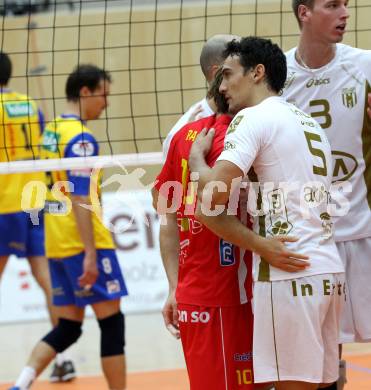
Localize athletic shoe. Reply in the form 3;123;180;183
8;387;20;390
49;360;76;382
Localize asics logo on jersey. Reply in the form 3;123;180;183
306;78;330;88
224;140;236;151
4;102;35;117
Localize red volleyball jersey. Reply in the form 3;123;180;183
156;114;252;307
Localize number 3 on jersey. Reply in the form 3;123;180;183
309;99;332;129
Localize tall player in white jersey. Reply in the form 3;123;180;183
282;1;371;389
190;36;345;390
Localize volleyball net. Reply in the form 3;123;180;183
0;0;370;175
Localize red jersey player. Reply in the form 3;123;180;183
153;72;254;389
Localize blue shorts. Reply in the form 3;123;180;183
49;249;128;307
0;210;45;257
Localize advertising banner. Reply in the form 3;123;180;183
0;190;167;323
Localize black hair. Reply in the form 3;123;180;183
223;37;287;94
0;52;12;85
207;68;228;114
66;64;111;101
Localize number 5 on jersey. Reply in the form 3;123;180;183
304;130;328;177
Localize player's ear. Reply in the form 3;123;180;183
79;85;91;98
251;64;265;83
298;4;311;24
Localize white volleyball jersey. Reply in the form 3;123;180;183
283;44;371;242
217;96;344;282
162;97;214;159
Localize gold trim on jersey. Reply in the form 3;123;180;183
247;167;270;282
362;81;371;209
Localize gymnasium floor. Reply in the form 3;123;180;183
1;312;371;389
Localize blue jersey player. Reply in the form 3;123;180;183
9;64;128;390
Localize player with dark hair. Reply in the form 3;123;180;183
8;64;128;390
153;71;255;389
0;51;76;382
153;64;309;389
190;36;345;390
65;64;112;101
283;2;371;389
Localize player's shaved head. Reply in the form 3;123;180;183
200;34;240;83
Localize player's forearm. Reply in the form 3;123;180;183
160;215;179;290
71;194;97;257
195;206;262;254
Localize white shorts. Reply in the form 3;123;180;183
253;273;345;384
337;237;371;343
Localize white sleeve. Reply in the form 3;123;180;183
357;49;371;83
216;111;263;176
162;99;214;159
344;46;371;83
162;113;190;159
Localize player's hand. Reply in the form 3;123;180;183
162;289;180;339
192;127;215;157
187;104;203;123
367;93;371;119
258;236;310;273
78;251;98;288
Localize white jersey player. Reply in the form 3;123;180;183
284;4;371;371
284;44;371;244
220;96;344;281
219;95;345;386
189;36;345;390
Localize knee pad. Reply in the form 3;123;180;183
42;318;82;353
98;311;125;357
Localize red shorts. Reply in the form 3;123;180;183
178;302;254;390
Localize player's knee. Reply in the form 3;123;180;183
42;318;82;353
98;311;125;357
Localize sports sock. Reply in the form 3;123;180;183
337;359;347;390
55;351;69;366
14;366;36;389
